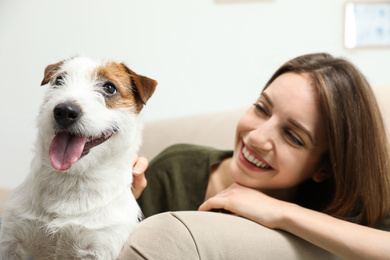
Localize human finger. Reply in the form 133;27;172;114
131;156;149;199
133;156;148;175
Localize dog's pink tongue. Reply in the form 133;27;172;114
49;132;87;171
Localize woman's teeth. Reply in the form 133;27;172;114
243;146;271;169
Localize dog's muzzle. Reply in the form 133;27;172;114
49;102;116;172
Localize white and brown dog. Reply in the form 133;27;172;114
0;57;157;259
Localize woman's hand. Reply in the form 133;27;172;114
131;155;149;199
198;183;290;229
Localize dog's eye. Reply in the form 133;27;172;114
103;82;117;95
55;75;65;86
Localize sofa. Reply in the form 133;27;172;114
1;84;390;259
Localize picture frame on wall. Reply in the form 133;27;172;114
344;1;390;49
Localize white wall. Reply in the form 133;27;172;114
1;0;389;188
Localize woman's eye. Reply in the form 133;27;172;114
54;75;65;86
103;82;117;95
254;103;268;115
286;131;304;147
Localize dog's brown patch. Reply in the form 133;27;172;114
94;62;139;111
94;62;157;113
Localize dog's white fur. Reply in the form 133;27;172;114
0;57;156;259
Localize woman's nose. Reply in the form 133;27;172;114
248;119;276;151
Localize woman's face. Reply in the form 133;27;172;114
230;72;328;200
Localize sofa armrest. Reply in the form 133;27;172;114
120;211;341;260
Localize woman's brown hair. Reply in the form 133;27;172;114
263;53;390;227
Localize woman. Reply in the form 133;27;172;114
132;53;390;259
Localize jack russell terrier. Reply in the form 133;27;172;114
0;57;157;259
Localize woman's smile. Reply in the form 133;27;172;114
239;143;273;171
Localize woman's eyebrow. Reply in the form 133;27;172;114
288;119;314;144
262;92;273;107
262;91;314;144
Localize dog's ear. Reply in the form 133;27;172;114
41;61;64;86
126;67;157;105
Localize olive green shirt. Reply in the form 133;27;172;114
138;144;232;218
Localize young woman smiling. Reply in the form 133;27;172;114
132;53;390;259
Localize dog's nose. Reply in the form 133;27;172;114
53;102;81;127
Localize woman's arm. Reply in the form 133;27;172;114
198;183;390;260
281;203;390;260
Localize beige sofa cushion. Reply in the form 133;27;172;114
140;108;246;160
373;84;390;132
